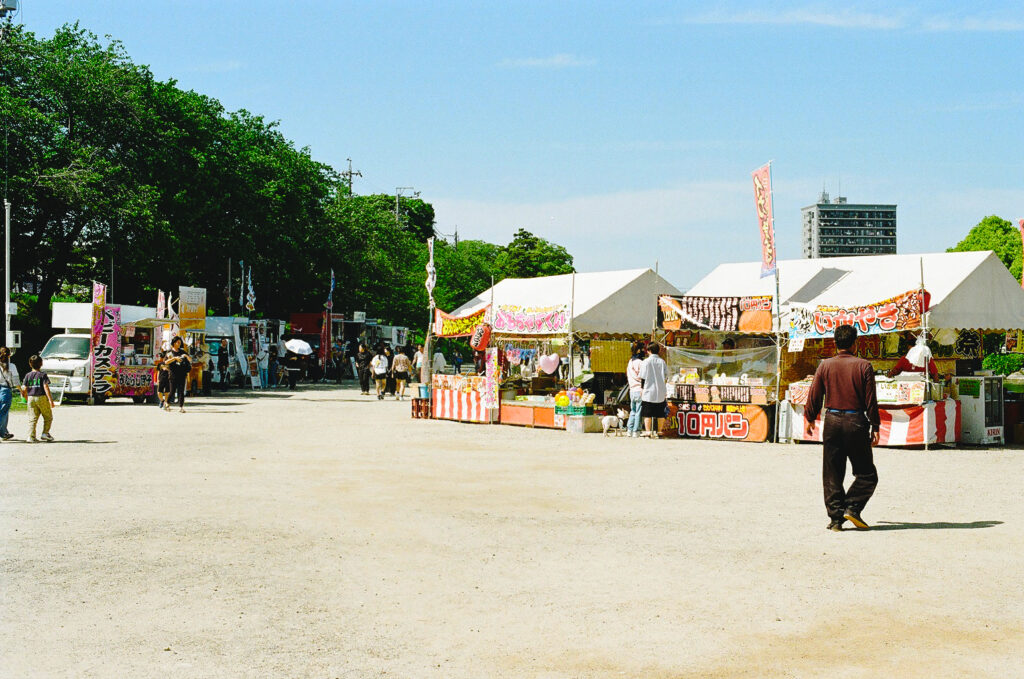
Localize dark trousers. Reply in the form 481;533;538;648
169;374;187;409
822;412;878;520
358;368;371;393
287;369;298;390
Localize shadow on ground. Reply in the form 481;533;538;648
870;520;1003;531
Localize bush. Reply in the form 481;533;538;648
981;353;1024;375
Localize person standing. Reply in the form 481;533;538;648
165;337;192;413
256;343;269;389
20;354;57;442
155;351;172;411
355;344;372;395
639;342;668;438
218;340;230;389
804;324;880;532
431;349;446;374
383;347;397;396
391;349;412;400
625;342;645;439
412;344;425;382
267;344;279;388
0;347;21;440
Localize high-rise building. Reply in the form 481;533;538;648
801;191;897;258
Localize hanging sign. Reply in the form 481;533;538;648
178;286;207;331
788;289;929;340
492;304;569;335
752;162;776;279
675;402;772;442
433;306;489;337
658;295;773;333
90;304;121;396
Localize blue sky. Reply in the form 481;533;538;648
20;1;1024;290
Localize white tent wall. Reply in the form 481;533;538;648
687;251;1024;331
451;268;682;335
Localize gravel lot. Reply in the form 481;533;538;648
1;384;1021;678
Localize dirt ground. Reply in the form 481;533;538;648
1;384;1021;678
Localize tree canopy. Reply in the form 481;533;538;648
0;24;575;349
948;215;1022;283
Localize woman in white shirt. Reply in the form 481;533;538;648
625;342;646;438
0;347;21;440
370;349;389;400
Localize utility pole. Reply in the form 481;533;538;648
395;186;415;227
340;158;362;197
1;2;17;345
454;225;458;249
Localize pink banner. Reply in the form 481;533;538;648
90;305;121;396
752;163;776;278
492;304;569;335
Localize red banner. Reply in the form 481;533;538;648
752;163;776;278
788;289;930;340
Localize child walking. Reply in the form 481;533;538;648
20;354;57;442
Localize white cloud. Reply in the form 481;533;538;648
497;53;596;69
665;6;1024;33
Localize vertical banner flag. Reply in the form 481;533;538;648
425;237;436;307
156;290;166;319
246;267;255;312
178;286;207;331
752;162;776;278
326;269;335;310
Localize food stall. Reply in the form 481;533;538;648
442;268;681;429
656;293;780;441
687;251;1024;447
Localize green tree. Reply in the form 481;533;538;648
494;228;575;279
948;215;1022;282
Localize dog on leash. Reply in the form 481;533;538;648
602;407;630;436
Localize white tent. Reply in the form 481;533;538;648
452;268;682;335
686;251;1024;331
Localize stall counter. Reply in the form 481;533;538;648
784;399;961;447
499;400;565;429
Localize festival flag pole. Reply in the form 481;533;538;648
921;256;930;452
422;237;437;390
1018;219;1024;289
752;160;783;442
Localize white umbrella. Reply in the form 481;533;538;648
285;339;313;355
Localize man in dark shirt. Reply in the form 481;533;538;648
805;324;880;531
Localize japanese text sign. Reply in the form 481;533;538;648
91;305;121;396
178;286;207;331
788;289;929;340
433;306;489;338
492;304;569;335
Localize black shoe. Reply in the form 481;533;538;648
827;519;845;532
843;508;870;530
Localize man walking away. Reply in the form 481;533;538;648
804;324;880;532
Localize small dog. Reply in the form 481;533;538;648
602;407;630;436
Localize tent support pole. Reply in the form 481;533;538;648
921;257;930;451
773;263;783;443
567;272;576;388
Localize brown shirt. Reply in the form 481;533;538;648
804;352;880;428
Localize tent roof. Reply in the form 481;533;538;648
686;251;1024;330
451;268;682;335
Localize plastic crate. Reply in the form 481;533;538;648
555;405;594;416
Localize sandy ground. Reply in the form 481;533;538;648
1;383;1022;678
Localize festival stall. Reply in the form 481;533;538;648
686;251;1024;447
655;293;780;441
441;268;681;429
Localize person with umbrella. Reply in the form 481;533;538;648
283;338;313;390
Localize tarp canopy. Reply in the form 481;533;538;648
452;268;682;335
686;251;1024;331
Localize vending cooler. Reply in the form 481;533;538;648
953;376;1004;445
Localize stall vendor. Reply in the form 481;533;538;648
714;337;743;377
886;334;938;379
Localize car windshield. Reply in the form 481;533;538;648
41;336;91;360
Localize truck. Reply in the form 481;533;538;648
42;302;157;403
